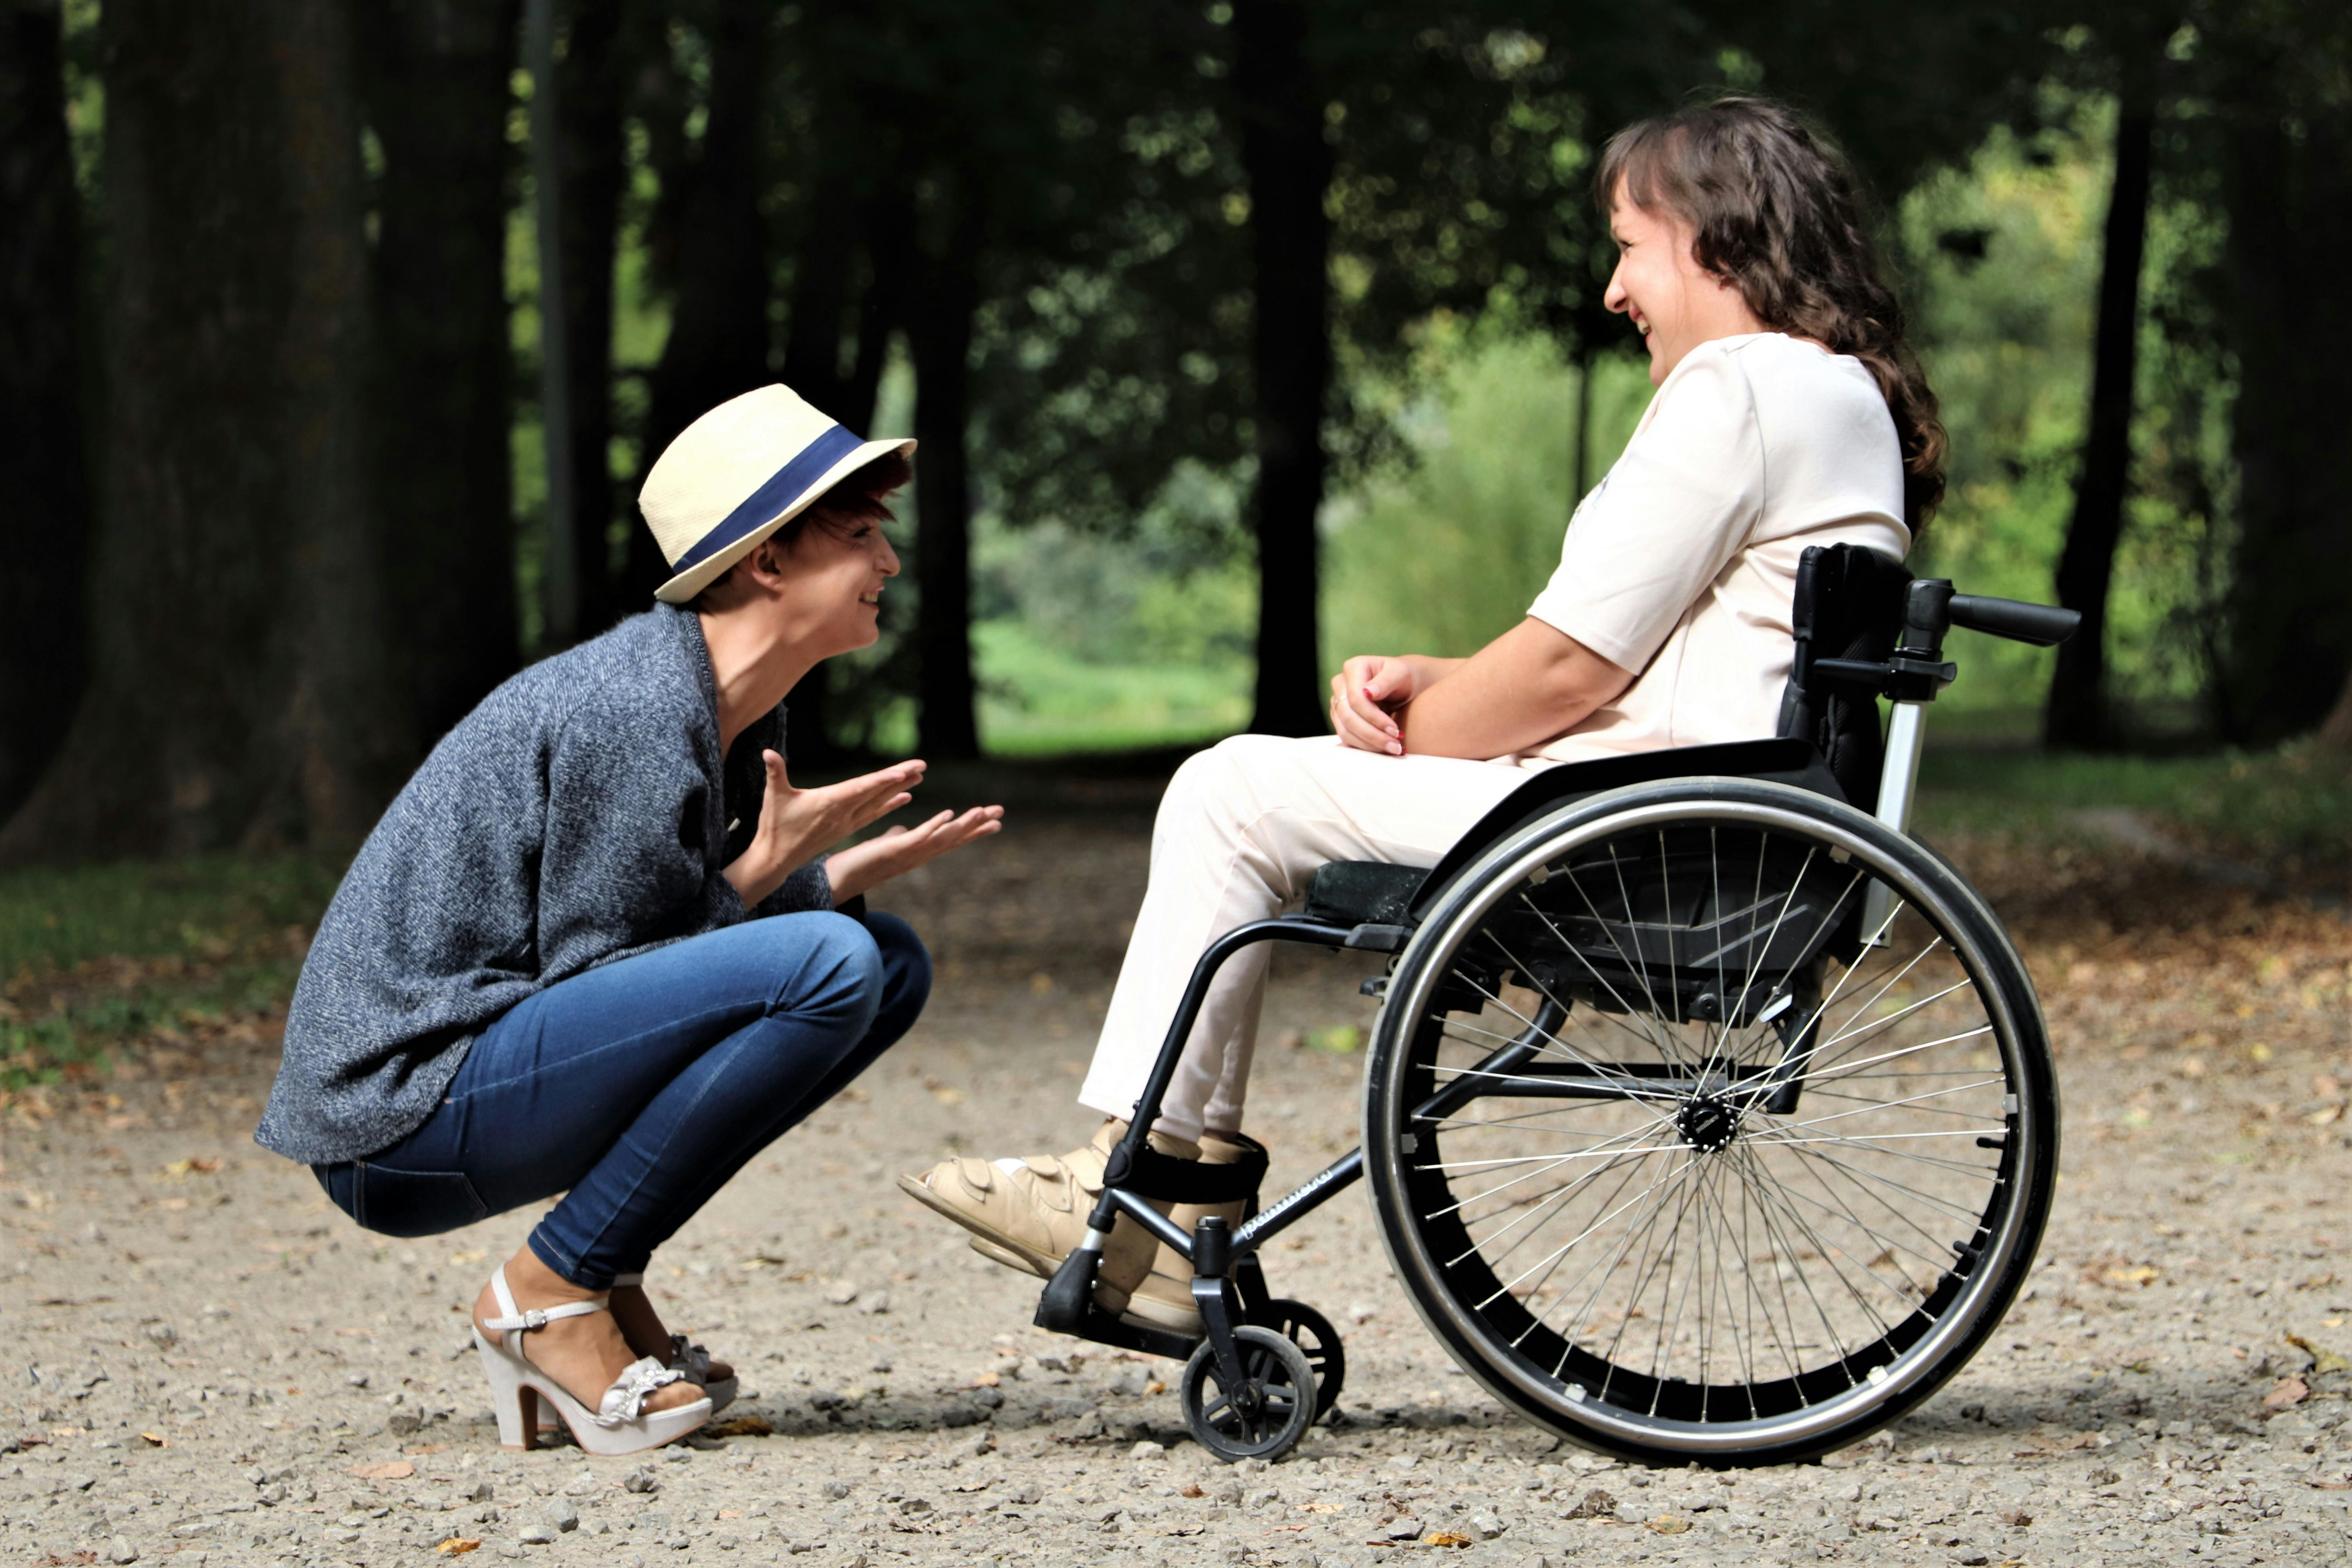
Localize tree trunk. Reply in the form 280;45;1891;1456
2043;51;2156;750
843;189;916;436
625;0;773;609
781;171;858;422
2317;666;2352;751
0;0;90;824
908;214;982;761
359;0;519;743
3;0;403;859
2216;95;2352;744
1235;0;1333;738
555;0;626;636
771;183;917;767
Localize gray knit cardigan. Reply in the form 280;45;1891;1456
254;605;837;1166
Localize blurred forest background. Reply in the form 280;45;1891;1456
2;0;2351;864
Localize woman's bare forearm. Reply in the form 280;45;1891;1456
1396;619;1630;760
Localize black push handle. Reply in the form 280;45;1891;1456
1947;593;2080;647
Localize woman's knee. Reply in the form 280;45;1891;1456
862;910;933;1018
756;911;885;1036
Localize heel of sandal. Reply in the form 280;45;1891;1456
477;1330;537;1450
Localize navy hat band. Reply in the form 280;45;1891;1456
671;423;869;573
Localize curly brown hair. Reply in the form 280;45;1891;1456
1595;95;1947;531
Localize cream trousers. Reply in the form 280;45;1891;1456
1077;734;1549;1143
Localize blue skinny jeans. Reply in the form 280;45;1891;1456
314;909;929;1286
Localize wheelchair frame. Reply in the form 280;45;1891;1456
1030;562;2080;1457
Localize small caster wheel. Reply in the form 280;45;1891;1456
1180;1325;1316;1463
1257;1298;1345;1421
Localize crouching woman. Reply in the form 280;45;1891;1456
255;386;1001;1456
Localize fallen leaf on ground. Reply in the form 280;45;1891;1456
137;1432;166;1447
2019;1428;2105;1453
349;1460;416;1480
1647;1517;1694;1534
434;1539;479;1556
707;1416;772;1438
1423;1530;1475;1547
2287;1334;2352;1374
2265;1377;2311;1410
446;1249;486;1266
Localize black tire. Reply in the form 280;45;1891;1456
1255;1298;1347;1421
1362;778;2058;1467
1180;1325;1318;1463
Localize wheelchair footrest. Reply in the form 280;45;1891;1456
1035;1293;1200;1363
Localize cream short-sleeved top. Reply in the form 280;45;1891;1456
1519;332;1910;765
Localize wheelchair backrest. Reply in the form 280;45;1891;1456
1775;543;1912;810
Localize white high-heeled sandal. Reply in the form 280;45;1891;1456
534;1271;739;1430
475;1265;711;1455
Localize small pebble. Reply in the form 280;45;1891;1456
1130;1440;1167;1461
519;1524;557;1545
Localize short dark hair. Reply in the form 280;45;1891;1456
690;449;913;606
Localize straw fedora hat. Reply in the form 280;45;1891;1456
639;383;916;605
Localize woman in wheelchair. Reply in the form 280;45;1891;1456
904;96;1945;1338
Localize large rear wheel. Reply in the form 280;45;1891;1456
1362;779;2056;1466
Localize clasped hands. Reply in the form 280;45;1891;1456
1329;654;1422;756
722;752;1004;909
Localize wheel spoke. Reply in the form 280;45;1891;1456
1377;801;2047;1446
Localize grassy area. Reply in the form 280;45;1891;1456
1916;740;2352;867
975;619;1250;757
0;851;344;1096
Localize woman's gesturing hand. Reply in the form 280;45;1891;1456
823;803;1005;902
1330;655;1418;755
723;752;924;909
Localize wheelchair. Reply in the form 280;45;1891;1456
1032;545;2080;1468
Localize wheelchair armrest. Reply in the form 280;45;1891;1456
1304;861;1424;927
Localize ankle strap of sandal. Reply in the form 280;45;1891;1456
482;1264;611;1333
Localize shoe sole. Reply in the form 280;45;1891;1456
897;1172;1065;1276
1123;1282;1206;1336
898;1172;1160;1319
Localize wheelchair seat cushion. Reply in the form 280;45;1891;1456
1302;737;1845;931
1303;860;1424;927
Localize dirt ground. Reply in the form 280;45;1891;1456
9;777;2352;1568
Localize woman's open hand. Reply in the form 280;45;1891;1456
723;752;924;909
824;802;1005;902
1330;655;1419;755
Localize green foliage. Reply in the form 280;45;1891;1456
1917;742;2352;867
1322;332;1650;667
1900;92;2229;727
0;852;342;1093
974;622;1248;756
968;467;1255;755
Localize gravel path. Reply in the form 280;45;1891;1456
8;797;2352;1567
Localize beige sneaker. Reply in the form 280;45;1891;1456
1124;1130;1262;1334
898;1119;1199;1319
